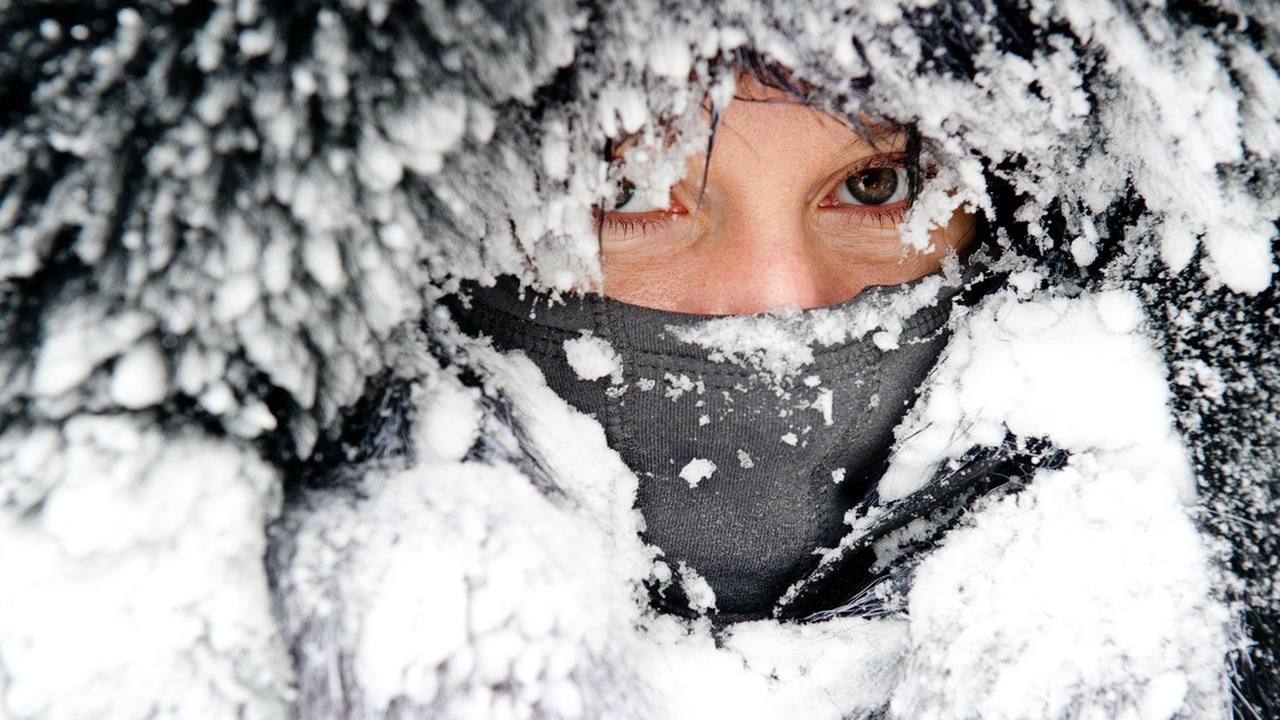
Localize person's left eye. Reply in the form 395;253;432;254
833;167;909;206
612;179;672;213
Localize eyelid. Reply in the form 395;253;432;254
845;151;909;177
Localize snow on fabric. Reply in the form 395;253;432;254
678;458;716;488
640;614;910;720
864;289;1229;718
666;263;961;382
1;0;1277;719
563;332;624;383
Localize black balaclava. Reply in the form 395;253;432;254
452;275;959;622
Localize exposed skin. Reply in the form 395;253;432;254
598;77;976;315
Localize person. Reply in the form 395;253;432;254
275;27;1238;718
447;65;986;624
5;1;1267;718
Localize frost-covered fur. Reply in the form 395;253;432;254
1;0;1277;718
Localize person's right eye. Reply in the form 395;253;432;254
833;166;910;206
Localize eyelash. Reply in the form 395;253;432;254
595;209;668;235
842;204;909;224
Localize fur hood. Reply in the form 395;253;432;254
1;1;1277;718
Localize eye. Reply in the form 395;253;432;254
834;167;909;206
613;179;671;213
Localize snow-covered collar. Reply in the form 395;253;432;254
451;274;962;621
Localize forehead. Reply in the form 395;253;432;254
724;75;905;152
703;88;906;180
607;75;906;165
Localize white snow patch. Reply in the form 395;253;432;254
872;330;899;351
893;457;1231;719
229;398;278;437
32;302;155;399
356;129;404;192
213;273;261;322
1202;221;1277;294
302;233;345;292
679;458;716;488
0;418;291;720
108;341;167;409
412;373;483;464
812;389;834;426
675;562;717;614
667;274;954;382
298;460;648;717
664;372;697;399
381;93;468;176
879;290;1189;502
647;37;695;80
643;613;909;720
563;332;623;383
278;342;658;718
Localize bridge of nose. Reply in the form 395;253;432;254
692;111;861;314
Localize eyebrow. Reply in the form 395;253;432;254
839;120;908;154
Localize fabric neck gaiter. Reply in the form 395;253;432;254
451;274;959;622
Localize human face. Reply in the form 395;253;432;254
597;78;976;315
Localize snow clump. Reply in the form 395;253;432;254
564;332;625;383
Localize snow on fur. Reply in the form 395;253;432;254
879;289;1232;719
0;417;290;720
